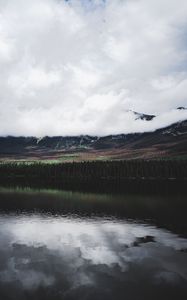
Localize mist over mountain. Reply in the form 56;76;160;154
1;107;187;137
0;118;186;161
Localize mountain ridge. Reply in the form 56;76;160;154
0;119;186;161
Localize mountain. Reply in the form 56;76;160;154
131;110;155;121
177;107;186;110
0;119;186;161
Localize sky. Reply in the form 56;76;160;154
0;0;187;137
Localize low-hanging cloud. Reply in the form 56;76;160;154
0;0;187;137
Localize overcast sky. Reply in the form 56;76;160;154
0;0;187;136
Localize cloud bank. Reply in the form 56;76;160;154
0;0;187;136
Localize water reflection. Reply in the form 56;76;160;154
0;188;186;299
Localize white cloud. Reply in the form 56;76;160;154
0;0;187;136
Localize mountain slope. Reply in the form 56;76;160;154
0;120;186;161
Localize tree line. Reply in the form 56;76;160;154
0;160;186;181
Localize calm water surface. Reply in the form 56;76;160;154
0;187;186;300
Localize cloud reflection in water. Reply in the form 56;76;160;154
0;214;187;299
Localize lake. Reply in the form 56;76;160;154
0;187;186;300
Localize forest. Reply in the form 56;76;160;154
0;160;186;180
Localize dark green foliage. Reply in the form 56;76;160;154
0;160;186;181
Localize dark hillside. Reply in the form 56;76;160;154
0;120;186;161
